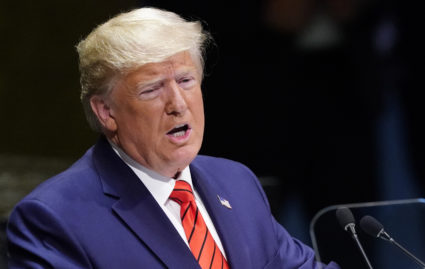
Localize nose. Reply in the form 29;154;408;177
165;81;188;116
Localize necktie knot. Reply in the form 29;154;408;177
170;180;195;205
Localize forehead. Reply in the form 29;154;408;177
127;51;199;82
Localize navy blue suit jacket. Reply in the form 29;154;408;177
7;137;339;268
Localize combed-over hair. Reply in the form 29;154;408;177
76;7;210;132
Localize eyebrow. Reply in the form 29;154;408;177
136;68;197;89
175;70;196;80
135;78;164;90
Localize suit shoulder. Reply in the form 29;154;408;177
22;147;99;203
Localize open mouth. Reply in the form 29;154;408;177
166;124;190;137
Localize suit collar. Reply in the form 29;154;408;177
190;158;252;268
92;137;200;269
92;137;251;268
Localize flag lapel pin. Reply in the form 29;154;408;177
217;195;232;209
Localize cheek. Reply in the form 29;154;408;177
192;91;205;114
193;96;205;134
130;103;161;126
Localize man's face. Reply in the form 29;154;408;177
93;51;205;178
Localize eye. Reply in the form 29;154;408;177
141;86;158;95
180;77;192;83
139;84;162;100
178;76;196;88
141;87;157;94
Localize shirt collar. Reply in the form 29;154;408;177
108;140;194;206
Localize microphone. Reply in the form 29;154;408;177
335;207;374;269
360;215;425;269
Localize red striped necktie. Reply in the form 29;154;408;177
169;180;230;269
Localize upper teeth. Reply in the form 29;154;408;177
172;131;186;137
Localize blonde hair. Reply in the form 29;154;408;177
76;7;210;132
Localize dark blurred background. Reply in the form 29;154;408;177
1;0;424;267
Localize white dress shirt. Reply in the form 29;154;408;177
109;142;227;258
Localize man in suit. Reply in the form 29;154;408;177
7;7;339;269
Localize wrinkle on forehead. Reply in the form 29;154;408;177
127;51;200;88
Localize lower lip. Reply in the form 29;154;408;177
167;128;191;143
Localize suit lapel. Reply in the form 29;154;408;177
93;137;200;269
112;192;199;268
190;161;252;269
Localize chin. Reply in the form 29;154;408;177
168;146;199;167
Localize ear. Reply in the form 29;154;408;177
90;95;117;132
